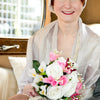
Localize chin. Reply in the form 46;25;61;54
61;18;76;23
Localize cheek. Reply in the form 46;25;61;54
77;6;83;15
53;1;63;12
74;4;83;15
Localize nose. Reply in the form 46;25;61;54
64;0;72;9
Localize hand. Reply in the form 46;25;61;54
8;94;29;100
23;84;38;97
29;96;47;100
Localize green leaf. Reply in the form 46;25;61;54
41;72;47;75
62;97;69;100
48;61;54;65
40;72;48;77
37;81;44;86
33;60;40;73
64;98;68;100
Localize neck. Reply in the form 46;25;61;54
58;20;79;37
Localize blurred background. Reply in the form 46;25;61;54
0;0;43;38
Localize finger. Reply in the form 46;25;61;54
31;88;39;96
29;91;36;97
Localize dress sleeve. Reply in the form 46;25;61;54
17;36;34;94
83;42;100;88
88;42;100;100
93;55;100;98
88;77;100;100
93;77;100;97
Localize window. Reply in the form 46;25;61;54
0;0;43;38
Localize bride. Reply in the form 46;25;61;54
9;0;100;100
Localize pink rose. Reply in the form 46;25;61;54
51;80;58;86
58;75;69;86
75;82;82;94
58;61;66;70
43;76;53;84
49;52;59;61
43;76;57;86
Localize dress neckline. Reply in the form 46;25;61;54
52;20;81;63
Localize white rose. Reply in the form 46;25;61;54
62;71;79;97
67;71;79;83
46;62;63;80
63;81;77;97
47;86;63;100
58;57;66;63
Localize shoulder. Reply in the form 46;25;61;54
80;23;100;58
34;20;57;39
28;20;58;47
85;24;100;41
86;25;100;57
84;24;100;48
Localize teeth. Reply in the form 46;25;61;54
62;11;74;15
63;11;73;14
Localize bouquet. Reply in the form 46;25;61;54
29;51;84;100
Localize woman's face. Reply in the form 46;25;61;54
53;0;83;23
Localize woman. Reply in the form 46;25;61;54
9;0;100;100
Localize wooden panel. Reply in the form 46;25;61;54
0;38;28;55
81;0;100;24
44;0;51;26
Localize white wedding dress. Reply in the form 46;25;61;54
18;18;100;100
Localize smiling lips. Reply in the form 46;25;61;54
62;11;75;15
